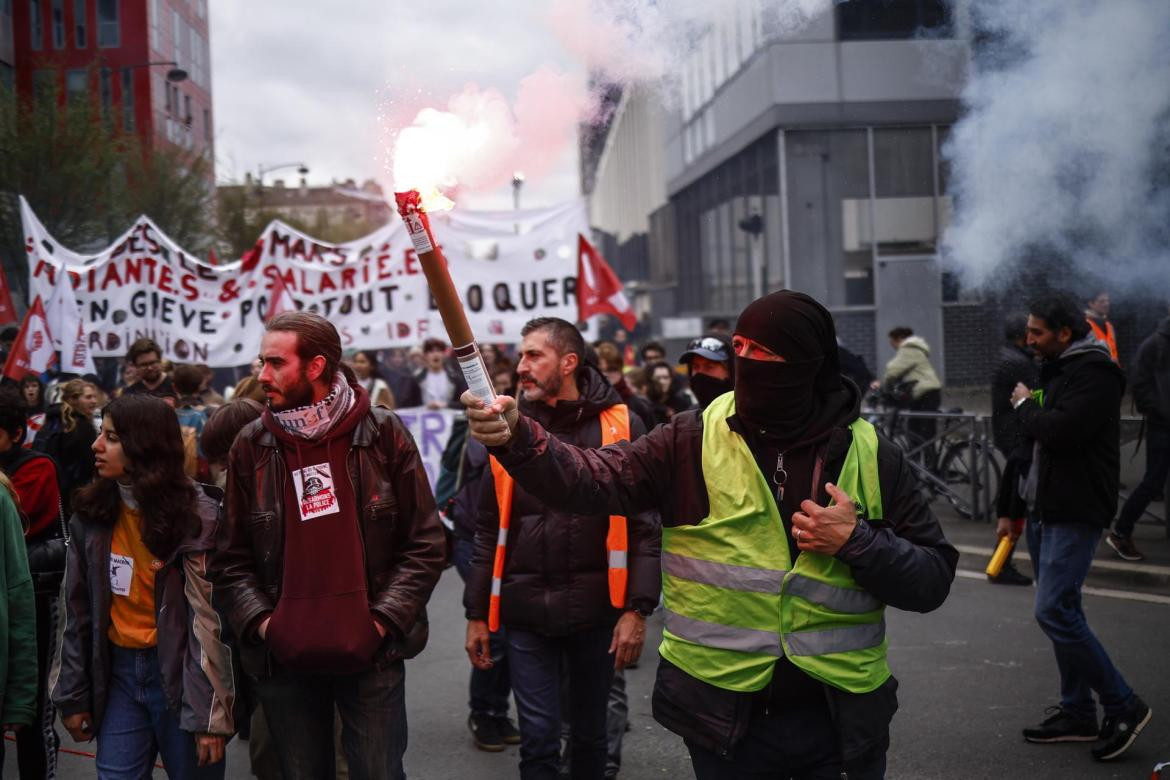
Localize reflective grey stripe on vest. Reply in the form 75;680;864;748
783;573;882;614
664;610;784;656
662;551;786;594
785;619;886;657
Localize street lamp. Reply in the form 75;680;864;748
123;60;187;83
257;162;310;188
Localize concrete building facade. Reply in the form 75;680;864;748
585;0;986;380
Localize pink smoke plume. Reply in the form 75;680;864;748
390;66;595;196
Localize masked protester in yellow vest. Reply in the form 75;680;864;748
462;291;958;779
462;317;661;778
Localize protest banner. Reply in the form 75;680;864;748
23;196;592;367
394;406;461;492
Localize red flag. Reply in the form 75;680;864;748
207;247;220;266
265;270;295;322
2;296;55;381
0;263;18;324
577;234;636;331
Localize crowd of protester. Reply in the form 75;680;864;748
0;284;1161;778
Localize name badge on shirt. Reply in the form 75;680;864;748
293;463;340;522
110;554;134;596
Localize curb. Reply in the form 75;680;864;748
953;543;1170;594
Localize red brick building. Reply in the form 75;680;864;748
11;0;213;170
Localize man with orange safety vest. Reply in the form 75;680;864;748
463;317;661;780
1085;290;1120;364
462;292;957;779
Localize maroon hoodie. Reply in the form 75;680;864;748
260;384;383;674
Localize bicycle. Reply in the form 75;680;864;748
864;389;1002;520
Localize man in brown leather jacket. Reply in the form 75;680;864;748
211;311;445;778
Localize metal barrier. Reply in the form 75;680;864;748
862;406;1002;523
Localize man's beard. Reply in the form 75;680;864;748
519;371;562;402
266;371;315;411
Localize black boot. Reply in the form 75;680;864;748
989;561;1033;585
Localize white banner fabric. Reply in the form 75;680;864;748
23;196;590;367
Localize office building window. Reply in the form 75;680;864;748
51;0;63;47
872;127;937;256
183;93;190;124
837;0;951;41
676;132;781;313
149;0;160;50
73;0;85;46
172;9;182;67
121;68;133;131
203;108;210;142
96;0;116;46
65;68;86;102
29;0;43;50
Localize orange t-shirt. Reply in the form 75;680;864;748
107;503;163;649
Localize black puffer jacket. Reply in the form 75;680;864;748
1016;336;1124;526
464;365;661;633
491;388;957;763
1131;317;1170;427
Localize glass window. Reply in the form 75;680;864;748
837;0;951;41
785;129;872;305
96;0;116;46
150;0;159;50
29;0;43;50
73;0;85;46
65;68;86;101
872;127;936;256
203;107;210;143
121;68;133;131
172;9;182;66
183;93;191;124
51;0;62;47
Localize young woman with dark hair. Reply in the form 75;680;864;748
350;350;396;409
49;394;235;779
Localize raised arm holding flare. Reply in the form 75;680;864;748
463;290;958;778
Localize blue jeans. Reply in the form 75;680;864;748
453;537;512;716
1026;517;1134;719
508;625;615;780
1116;422;1170;537
254;659;407;780
96;645;225;780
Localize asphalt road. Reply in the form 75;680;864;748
11;564;1168;779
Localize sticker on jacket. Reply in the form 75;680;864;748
110;554;134;596
293;463;340;522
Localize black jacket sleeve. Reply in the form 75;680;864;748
491;413;683;519
48;517;93;717
1131;339;1159;420
463;465;500;622
836;438;958;613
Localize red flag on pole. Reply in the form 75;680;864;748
264;271;295;322
0;263;18;325
577;234;636;331
2;296;55;381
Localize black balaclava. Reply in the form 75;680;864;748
689;372;733;410
733;290;843;446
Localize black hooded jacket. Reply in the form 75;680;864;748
1016;337;1124;525
463;364;661;634
1131;317;1170;427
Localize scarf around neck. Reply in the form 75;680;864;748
270;372;355;440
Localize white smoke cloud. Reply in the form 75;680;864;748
942;0;1170;293
387;0;833;195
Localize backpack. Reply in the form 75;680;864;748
176;405;210;481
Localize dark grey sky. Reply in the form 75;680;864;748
209;1;585;209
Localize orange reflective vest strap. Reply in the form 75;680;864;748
487;456;514;632
599;404;631;609
1087;319;1119;363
